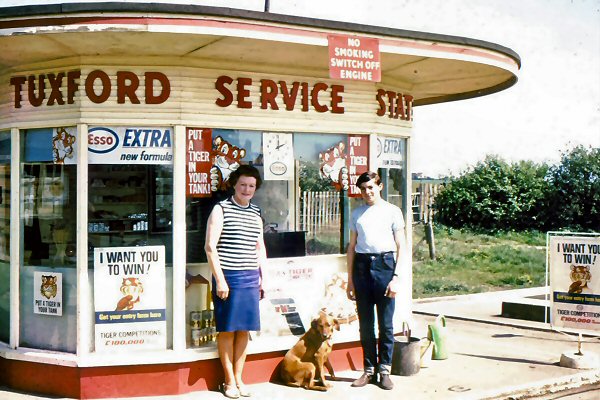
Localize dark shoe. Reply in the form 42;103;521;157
351;372;374;387
379;373;394;390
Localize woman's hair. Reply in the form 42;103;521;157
228;164;263;190
355;171;381;188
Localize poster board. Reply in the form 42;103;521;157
549;233;600;334
186;127;213;197
328;34;381;82
87;126;173;165
376;135;404;169
33;271;63;316
258;257;359;339
94;245;167;352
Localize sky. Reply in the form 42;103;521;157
2;0;599;177
270;0;600;177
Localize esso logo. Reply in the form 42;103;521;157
269;161;287;176
88;127;119;154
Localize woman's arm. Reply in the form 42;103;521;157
256;218;267;298
204;205;229;299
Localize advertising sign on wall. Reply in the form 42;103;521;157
318;141;349;191
347;134;369;197
94;245;167;352
549;234;600;333
33;271;63;316
52;127;77;164
376;136;404;169
328;34;381;82
186;127;213;197
87;126;173;165
259;258;358;339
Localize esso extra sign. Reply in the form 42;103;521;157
88;127;119;154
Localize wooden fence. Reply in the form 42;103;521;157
300;191;340;236
300;183;445;234
411;182;444;224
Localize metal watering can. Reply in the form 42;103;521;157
391;322;421;376
427;315;449;360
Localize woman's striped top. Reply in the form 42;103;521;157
216;197;262;270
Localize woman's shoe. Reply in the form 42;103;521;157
220;383;240;399
237;384;252;397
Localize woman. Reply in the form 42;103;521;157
205;165;266;399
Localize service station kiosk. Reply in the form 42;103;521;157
0;3;519;398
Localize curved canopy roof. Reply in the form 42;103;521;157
0;3;520;106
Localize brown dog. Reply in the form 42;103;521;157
280;312;339;391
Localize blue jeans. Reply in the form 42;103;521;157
353;252;396;374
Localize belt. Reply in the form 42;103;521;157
356;251;394;259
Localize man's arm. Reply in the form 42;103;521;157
346;230;358;300
393;228;406;276
385;228;406;298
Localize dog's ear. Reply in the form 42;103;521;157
311;318;319;330
333;319;340;331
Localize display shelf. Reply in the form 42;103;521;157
89;165;149;238
89;230;148;234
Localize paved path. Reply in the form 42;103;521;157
2;288;599;399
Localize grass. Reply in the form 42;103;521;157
412;224;547;298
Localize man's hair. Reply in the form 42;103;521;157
356;171;381;188
228;165;263;189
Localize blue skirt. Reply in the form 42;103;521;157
212;269;260;332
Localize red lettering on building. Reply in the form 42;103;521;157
260;79;279;110
237;77;253;109
375;88;413;121
86;70;111;104
145;72;170;105
214;75;346;114
117;71;141;104
9;69;171;108
215;75;234;107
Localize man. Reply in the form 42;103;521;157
346;171;405;390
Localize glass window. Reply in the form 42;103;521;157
185;130;348;262
88;164;173;261
19;127;77;353
87;126;174;352
296;133;346;255
378;137;408;214
185;129;262;264
348;138;408;251
0;130;10;343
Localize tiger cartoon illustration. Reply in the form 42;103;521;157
52;127;76;164
40;275;58;300
320;272;358;325
319;142;349;190
115;277;144;311
210;136;246;191
568;265;592;294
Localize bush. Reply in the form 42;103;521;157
543;145;600;231
433;156;549;231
